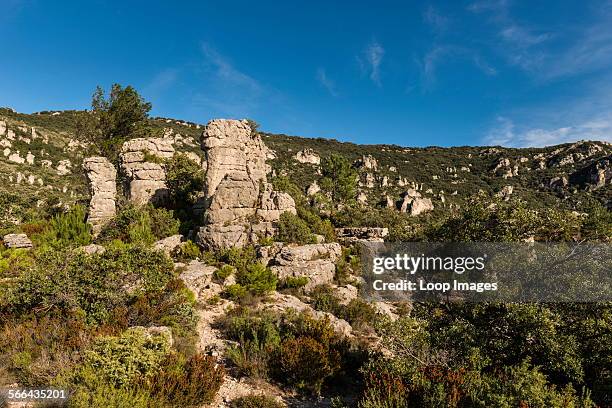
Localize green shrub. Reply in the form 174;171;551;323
173;240;201;261
310;284;341;314
37;205;92;248
226;335;272;378
142;353;224;406
4;245;174;324
277;336;341;395
98;205;179;245
224;284;248;301
341;299;377;330
214;264;235;282
236;263;277;296
276;212;315;244
280;276;309;289
67;368;156;408
231;394;286;408
0;247;31;278
82;327;171;386
165;154;205;207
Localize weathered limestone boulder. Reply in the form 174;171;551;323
336;284;359;305
549;176;568;189
400;190;434;216
496;185;514;201
83;157;117;233
78;244;106;255
294;148;320;165
257;187;297;222
357;192;368;204
336;227;388;243
355;154;378;171
589;157;611;189
120;138;174;204
178;260;219;302
8;151;25;164
0;120;5;135
306;180;321;196
2;233;33;249
154;234;184;256
269;243;341;291
56;159;72;175
259;292;352;337
197;119;295;250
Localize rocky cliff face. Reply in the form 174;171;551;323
82;157;117;233
197;119;296;250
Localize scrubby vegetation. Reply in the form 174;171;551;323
1;84;610;406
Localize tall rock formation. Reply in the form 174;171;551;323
83;156;117;233
120;138;174;204
197;119;296;250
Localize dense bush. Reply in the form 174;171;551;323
165;154;204;207
3;245;174;324
98;204;179;244
276;211;316;244
142;353;225;406
221;310;351;395
231;395;285;408
82;327;171;386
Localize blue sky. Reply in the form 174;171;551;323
1;0;612;147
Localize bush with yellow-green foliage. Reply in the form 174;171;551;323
98;204;179;245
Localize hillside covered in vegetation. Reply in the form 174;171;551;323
0;86;610;407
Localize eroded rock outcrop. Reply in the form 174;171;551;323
197;120;295;250
268;243;341;291
120;138;174;204
83;157;117;233
400;190;434;216
294;148;320;165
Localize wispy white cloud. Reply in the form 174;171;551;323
192;43;274;117
469;0;612;80
423;6;449;33
484;115;612;147
359;40;384;86
316;68;338;97
421;46;497;86
201;43;262;94
143;68;179;96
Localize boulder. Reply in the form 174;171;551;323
197;119;295;250
400;193;434;216
83;157;117;233
120;138;175;204
78;244;106;255
2;233;33;249
154;234;184;256
269;243;341;291
178;260;219;302
354;155;378;171
306;180;321;196
294;148;320;165
56;159;72;175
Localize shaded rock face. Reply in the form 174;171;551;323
83;156;117;233
268;243;341;291
197;119;295;250
120;138;174;205
400;190;434;216
336;227;388;243
2;233;33;249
